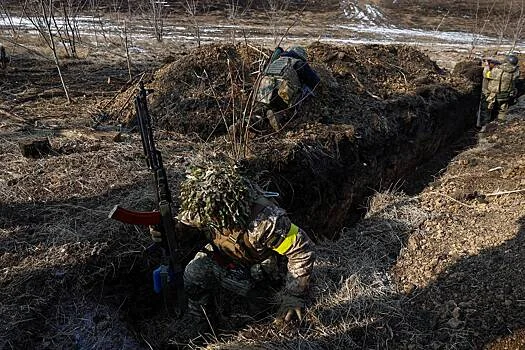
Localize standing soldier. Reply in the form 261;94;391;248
483;54;519;126
479;58;500;129
151;162;316;343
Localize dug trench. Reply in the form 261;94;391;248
106;42;480;240
0;42;491;348
94;43;483;345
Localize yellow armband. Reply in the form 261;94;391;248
273;224;299;255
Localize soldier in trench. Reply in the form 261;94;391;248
151;162;315;342
479;57;500;128
480;54;520;129
254;46;320;132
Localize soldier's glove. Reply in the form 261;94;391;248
275;295;304;324
149;225;162;243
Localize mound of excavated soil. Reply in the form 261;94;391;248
106;42;457;139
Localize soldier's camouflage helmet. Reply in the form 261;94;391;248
289;46;308;61
505;54;519;66
179;162;257;230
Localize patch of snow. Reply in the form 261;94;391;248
342;2;386;24
332;23;503;46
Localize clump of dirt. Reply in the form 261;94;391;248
453;59;483;86
106;43;265;137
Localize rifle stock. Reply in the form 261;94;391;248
109;205;161;225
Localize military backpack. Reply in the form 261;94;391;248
256;57;302;110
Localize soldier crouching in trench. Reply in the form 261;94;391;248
150;162;316;344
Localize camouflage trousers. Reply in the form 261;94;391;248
481;93;509;125
183;249;282;319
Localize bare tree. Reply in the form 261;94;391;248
24;0;71;103
184;0;201;47
149;0;165;42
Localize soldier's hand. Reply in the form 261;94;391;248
149;225;162;243
275;295;304;324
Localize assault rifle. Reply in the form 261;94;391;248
109;83;184;304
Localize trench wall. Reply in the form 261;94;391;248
262;84;478;239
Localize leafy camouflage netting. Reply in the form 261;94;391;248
179;162;257;231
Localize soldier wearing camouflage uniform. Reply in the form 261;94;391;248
154;163;315;341
255;46;320;131
482;54;519;125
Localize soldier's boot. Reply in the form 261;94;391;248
267;110;281;132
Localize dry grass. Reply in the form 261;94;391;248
204;190;430;349
0;128;198;348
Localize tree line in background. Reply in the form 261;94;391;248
0;0;328;13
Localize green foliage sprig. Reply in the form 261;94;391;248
179;162;256;231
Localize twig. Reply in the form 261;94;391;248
276;13;302;48
423;191;475;209
201;305;217;339
141;334;155;350
350;72;382;100
247;44;269;59
0;108;30;124
385;62;408;86
485;188;525;197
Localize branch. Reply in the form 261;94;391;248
485;189;525;197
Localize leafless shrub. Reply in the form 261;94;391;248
60;0;85;58
468;0;525;55
147;0;165;42
469;0;496;58
184;0;201;47
490;0;525;51
23;0;71;103
264;0;290;44
227;0;253;43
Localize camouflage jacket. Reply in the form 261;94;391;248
485;62;519;95
178;197;315;296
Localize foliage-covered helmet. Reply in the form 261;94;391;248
179;162;256;230
505;54;519;66
289;46;308;61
